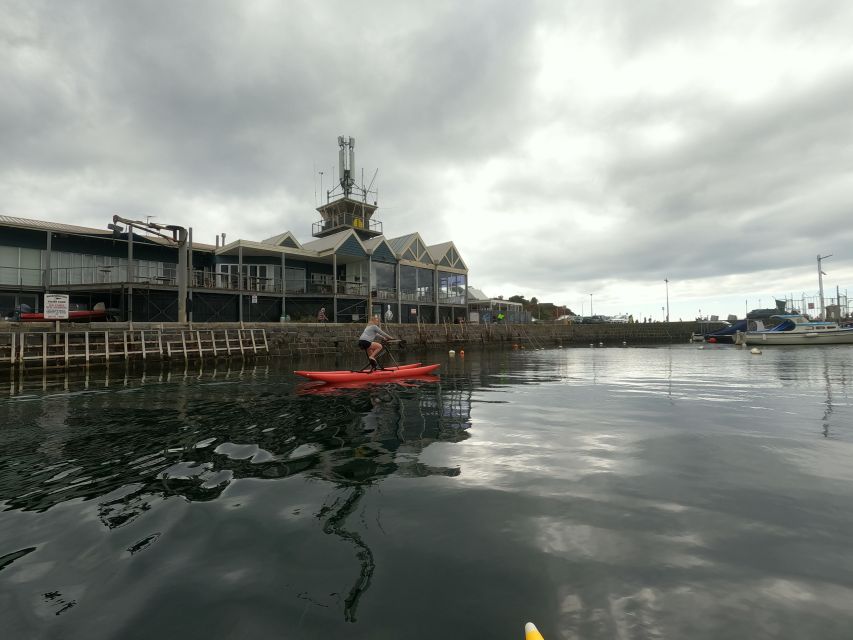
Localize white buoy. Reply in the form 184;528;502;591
589;343;594;347
599;342;604;347
697;345;705;349
750;347;762;355
622;341;627;346
449;349;456;356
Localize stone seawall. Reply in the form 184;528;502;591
261;321;709;357
1;320;721;364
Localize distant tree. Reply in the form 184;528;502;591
508;295;526;304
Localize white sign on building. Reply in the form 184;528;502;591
44;294;70;320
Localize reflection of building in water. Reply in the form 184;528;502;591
0;370;472;623
308;379;472;621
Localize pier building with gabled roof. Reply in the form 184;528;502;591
0;138;469;324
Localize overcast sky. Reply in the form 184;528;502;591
3;0;852;320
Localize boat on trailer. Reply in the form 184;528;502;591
740;314;853;345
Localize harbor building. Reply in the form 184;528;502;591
0;137;469;324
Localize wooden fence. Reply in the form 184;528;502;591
0;328;268;369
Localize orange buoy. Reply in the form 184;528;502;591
708;337;717;343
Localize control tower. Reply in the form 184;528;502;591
312;136;382;240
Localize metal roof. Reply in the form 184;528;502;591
0;214;113;236
386;233;418;255
301;229;365;254
260;231;302;248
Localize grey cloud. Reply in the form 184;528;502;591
1;0;851;311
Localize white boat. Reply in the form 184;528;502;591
740;314;853;345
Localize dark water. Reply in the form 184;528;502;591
2;345;853;640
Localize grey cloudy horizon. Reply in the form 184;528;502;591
3;0;852;319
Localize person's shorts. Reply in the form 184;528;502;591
358;340;372;350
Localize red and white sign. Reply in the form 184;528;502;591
44;294;70;320
807;302;815;309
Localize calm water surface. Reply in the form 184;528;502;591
2;345;853;639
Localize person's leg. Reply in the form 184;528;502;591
367;342;383;368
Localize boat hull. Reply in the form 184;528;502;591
743;330;853;345
293;362;421;377
294;364;440;383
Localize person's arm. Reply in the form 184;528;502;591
376;326;394;340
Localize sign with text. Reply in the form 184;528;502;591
251;295;258;304
44;294;70;320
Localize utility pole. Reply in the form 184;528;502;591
818;253;832;320
589;293;593;317
665;277;670;322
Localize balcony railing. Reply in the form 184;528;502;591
400;289;434;303
49;266;179;287
0;266;44;287
337;280;368;296
373;288;397;300
3;266;420;302
312;212;383;237
193;271;282;293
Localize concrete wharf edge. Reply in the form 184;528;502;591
1;321;720;370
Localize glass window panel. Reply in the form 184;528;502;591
417;268;434;301
0;247;18;285
285;267;306;293
371;262;395;290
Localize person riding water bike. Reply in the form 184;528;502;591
358;316;396;371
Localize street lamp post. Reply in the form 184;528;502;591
664;278;670;322
589;293;593;317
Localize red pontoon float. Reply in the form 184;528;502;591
294;363;440;383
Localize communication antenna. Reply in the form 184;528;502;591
337;135;356;197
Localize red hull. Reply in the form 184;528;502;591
294;364;440;383
17;310;111;322
293;362;422;377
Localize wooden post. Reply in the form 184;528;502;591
42;333;47;367
141;330;146;360
123;331;128;360
238;329;245;355
261;329;268;353
181;331;188;361
104;331;110;362
157;331;163;357
210;330;217;356
225;329;232;355
84;331;90;365
196;330;203;356
10;332;16;365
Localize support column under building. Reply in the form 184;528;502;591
44;231;51;291
128;231;134;322
395;262;401;324
280;250;286;321
238;245;243;322
332;253;337;322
